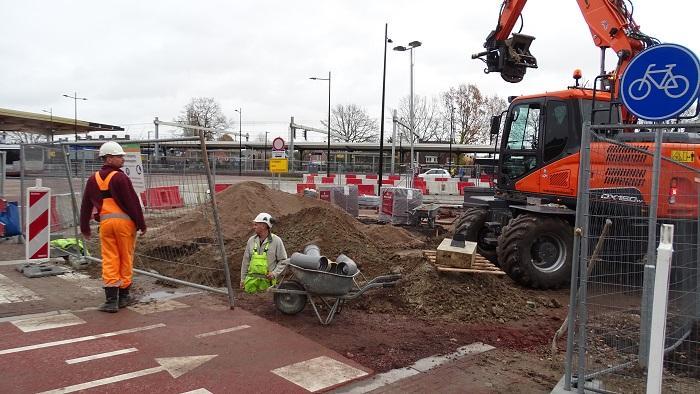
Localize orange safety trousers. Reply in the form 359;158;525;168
96;171;137;288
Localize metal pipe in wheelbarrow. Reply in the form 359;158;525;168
290;252;329;271
303;244;322;256
335;254;359;276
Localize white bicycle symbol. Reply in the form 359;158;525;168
628;63;690;100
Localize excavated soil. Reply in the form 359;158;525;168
134;181;571;374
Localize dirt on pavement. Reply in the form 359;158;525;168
130;181;572;385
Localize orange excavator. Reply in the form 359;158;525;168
456;0;700;289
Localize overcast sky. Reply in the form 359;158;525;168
1;0;697;142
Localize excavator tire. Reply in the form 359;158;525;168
496;214;573;289
453;207;499;266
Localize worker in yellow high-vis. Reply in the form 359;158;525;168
80;141;147;313
240;213;288;293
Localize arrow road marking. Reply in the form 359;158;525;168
39;354;218;393
0;323;165;355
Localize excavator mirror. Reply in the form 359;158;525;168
490;114;502;135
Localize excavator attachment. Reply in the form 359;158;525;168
474;33;538;83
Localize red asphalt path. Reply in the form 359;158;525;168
0;295;371;393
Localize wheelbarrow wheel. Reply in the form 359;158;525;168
274;281;307;315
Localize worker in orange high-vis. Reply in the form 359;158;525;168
80;141;146;313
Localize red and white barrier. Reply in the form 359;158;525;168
26;179;50;261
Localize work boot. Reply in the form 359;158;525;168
118;285;134;308
98;287;119;313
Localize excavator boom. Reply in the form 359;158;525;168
474;0;654;87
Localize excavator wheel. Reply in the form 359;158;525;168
496;214;573;289
453;207;499;266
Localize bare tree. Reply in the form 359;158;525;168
176;97;228;140
320;104;378;142
397;95;442;143
441;84;507;144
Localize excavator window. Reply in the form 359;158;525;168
543;101;570;162
506;103;540;150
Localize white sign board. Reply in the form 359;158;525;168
123;153;146;193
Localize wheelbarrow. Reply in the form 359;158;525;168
269;264;401;325
407;203;440;228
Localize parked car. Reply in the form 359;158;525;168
417;168;452;179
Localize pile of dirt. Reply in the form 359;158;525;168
137;181;560;324
137;181;422;285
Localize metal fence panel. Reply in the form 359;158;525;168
20;138;234;306
567;124;700;393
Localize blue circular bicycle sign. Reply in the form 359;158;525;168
621;43;700;121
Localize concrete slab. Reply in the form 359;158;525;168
11;312;85;333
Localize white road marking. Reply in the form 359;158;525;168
0;323;165;355
0;273;43;303
181;389;213;394
195;325;250;338
128;299;189;315
39;354;217;393
11;313;86;333
271;356;368;392
65;347;138;364
57;272;102;295
334;342;496;394
0;307;97;324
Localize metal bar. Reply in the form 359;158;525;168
564;122;593;391
82;256;227;295
198;131;235;309
646;224;674;394
639;125;664;366
590;122;700;130
56;137;200;146
576;124;593;394
0;151;5;196
19;144;25;240
154;119;235;135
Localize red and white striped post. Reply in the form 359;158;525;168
26;179;51;262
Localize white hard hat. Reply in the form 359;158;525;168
253;212;273;228
99;141;126;157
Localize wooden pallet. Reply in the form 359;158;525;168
423;250;506;275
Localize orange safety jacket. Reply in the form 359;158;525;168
95;171;132;221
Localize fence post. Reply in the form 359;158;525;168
61;145;82;243
0;151;5;197
640;125;665;366
565;122;592;391
575;123;593;393
646;224;674;394
198;132;235;309
19;144;26;243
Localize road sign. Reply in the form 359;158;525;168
269;158;288;173
122;144;146;193
620;43;700;121
271;137;285;151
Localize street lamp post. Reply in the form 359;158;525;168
377;23;393;195
309;72;331;177
264;131;270;167
393;41;421;178
41;108;53;142
62;92;88;140
234;108;242;176
449;106;455;172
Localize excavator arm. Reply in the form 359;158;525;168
474;0;655;86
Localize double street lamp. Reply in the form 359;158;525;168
62;92;88;140
234;108;242;176
309;72;331;177
393;40;421;176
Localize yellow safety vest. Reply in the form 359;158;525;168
244;236;276;294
